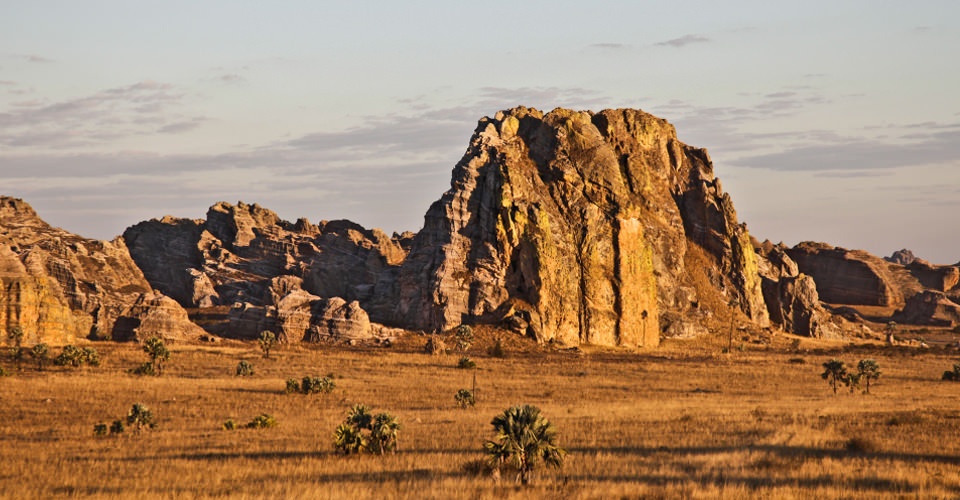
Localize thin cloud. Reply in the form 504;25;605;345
655;34;710;48
25;54;53;63
589;43;629;50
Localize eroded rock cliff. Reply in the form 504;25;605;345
0;197;202;345
391;107;769;346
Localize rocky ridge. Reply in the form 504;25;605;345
0;197;203;345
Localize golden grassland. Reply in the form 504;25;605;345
2;329;960;499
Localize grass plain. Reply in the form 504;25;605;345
2;329;960;499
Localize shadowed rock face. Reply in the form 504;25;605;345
0;197;202;345
787;242;905;307
124;202;407;313
391;107;769;346
755;240;839;338
895;290;960;327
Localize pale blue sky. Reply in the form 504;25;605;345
2;1;959;263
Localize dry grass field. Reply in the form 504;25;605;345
3;328;960;499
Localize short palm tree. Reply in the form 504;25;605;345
484;404;566;485
857;359;881;394
821;359;848;394
369;412;401;455
333;423;366;454
31;343;49;371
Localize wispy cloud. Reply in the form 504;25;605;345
24;54;53;63
0;80;202;149
655;34;710;48
589;43;629;50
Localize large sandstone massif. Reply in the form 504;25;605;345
123;107;792;347
6;106;958;347
0;197;203;346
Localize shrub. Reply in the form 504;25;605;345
222;419;237;431
132;362;156;376
286;378;301;393
247;414;277;429
300;376;335;394
236;360;254;377
0;365;6;377
455;325;474;352
93;423;108;437
55;345;100;368
127;403;155;433
333;404;400;456
455;389;476;409
942;363;960;381
856;359;881;394
457;357;476;369
109;420;125;435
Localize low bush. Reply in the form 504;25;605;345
455;389;476;409
236;360;254;377
247;414;276;429
457;357;476;369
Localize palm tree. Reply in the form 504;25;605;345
369;412;401;455
821;359;848;394
346;404;373;430
484;404;566;485
333;423;366;454
857;359;881;394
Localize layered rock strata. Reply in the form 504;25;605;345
0;197;202;344
391;107;769;346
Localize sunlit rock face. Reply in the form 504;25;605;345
0;197;202;345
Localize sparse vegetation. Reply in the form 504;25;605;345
484;404;566;485
30;343;49;371
456;356;476;369
235;360;254;377
222;419;237;431
5;338;960;497
488;337;505;358
821;359;848;394
54;345;100;368
455;325;474;352
857;359;881;394
333;404;400;456
93;423;108;436
284;375;336;394
259;331;277;359
126;403;156;433
109;419;124;435
246;414;276;429
455;389;475;409
942;363;960;381
139;337;169;376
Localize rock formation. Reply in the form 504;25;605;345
390;107;769;346
755;240;839;338
786;242;907;307
895;290;960;327
885;249;917;266
224;277;374;342
124;203;406;313
0;197;203;345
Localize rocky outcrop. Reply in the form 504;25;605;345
755;240;839;338
391;107;768;346
0;197;202;345
786;242;905;307
885;249;917;266
225;277;373;342
906;261;959;292
894;290;960;326
124;203;407;316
